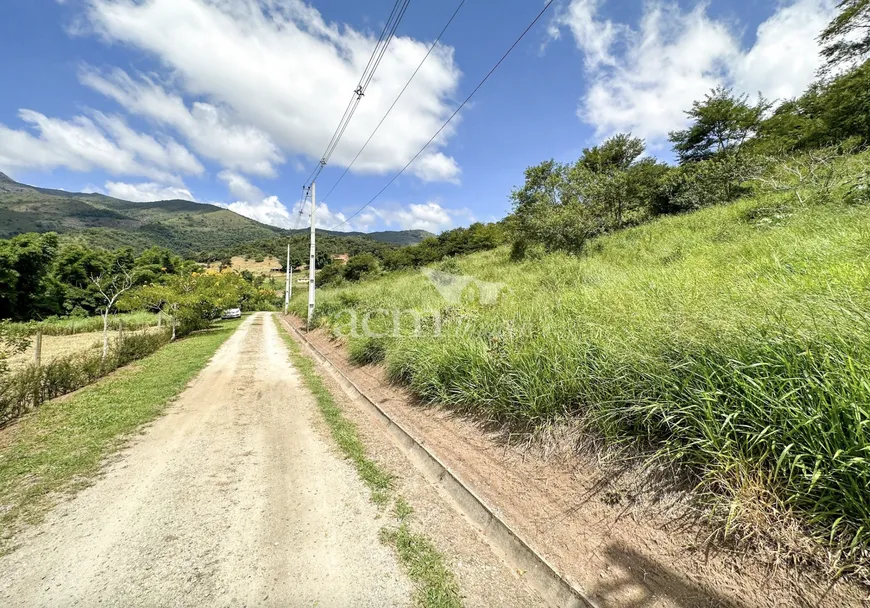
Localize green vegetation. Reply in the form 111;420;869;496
0;318;242;547
298;155;870;568
381;499;462;608
273;317;460;606
293;17;870;570
6;311;159;337
0;234;277;326
0;329;170;425
0;172;432;259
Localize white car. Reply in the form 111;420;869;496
222;308;242;319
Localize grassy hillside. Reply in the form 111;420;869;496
294;151;870;568
0;173;430;257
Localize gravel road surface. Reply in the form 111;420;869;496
0;313;411;608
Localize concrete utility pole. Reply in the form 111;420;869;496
307;183;316;330
284;243;291;315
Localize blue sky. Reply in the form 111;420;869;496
0;0;835;233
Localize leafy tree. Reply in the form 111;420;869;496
344;254;380;282
753;62;870;153
578;133;646;173
653;156;758;214
669;87;771;163
317;263;345;287
0;232;61;320
819;0;870;71
575;135;670;228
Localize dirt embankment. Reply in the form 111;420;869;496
290;317;869;608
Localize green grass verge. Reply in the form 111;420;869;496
381;498;462;608
273;316;461;608
0;318;242;548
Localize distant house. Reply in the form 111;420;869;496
332;253;350;265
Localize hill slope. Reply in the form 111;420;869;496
293;150;870;573
0;173;431;256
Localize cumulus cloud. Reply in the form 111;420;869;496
365;201;475;233
80;67;284;176
104;181;195;201
552;0;835;146
0;109;200;183
218;170;264;203
83;0;463;182
225;196;351;231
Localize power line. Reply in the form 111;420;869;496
319;0;467;207
330;0;556;231
301;0;412;191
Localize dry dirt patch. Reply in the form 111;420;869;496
7;329;161;372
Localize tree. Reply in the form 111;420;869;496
578;133;646;173
574;135;669;228
0;233;61;320
819;0;870;71
669;87;771;163
91;262;135;360
752;61;870;153
317;263;345;287
344;254;380;282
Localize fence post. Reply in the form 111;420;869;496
33;330;42;367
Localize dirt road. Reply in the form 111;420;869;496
0;313;412;607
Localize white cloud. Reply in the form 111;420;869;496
83;0;463;182
224;196;351;231
218;170;264;203
733;1;835;101
0;109;199;183
94;112;204;175
552;0;836;146
80;67;283;176
104;181;195;201
225;196;294;228
367;201;475;233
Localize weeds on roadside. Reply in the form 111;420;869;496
273;316;463;607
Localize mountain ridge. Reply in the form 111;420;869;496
0;174;433;256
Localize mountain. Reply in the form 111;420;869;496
0;173;431;257
339;229;434;246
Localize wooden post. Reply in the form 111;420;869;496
33;330;42;367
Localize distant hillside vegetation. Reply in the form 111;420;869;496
0;173;431;258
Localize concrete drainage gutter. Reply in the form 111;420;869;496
280;316;599;608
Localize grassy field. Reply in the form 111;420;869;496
0;318;242;548
293;156;870;568
7;327;164;372
8;311;160;337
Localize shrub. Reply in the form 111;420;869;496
0;329;170;425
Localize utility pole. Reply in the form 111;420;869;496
307;183;316;330
284;243;291;315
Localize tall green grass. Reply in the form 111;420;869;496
8;312;160;337
293;153;870;567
